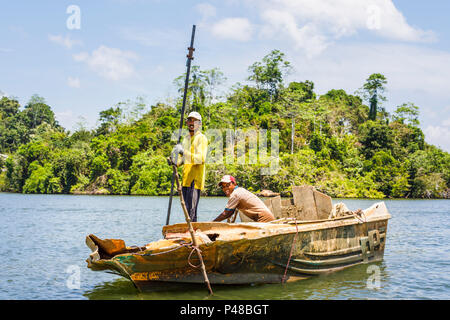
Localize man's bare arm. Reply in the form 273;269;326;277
213;210;234;222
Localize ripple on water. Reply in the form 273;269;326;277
0;195;449;299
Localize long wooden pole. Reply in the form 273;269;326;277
169;160;213;295
166;25;196;226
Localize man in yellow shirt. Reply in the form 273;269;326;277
171;111;208;222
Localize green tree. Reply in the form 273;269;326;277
89;154;110;179
320;89;367;135
363;150;410;197
359;73;387;121
23;161;61;194
247;49;292;99
0;97;27;152
0;96;20;117
173;66;226;116
393;102;420;126
406;146;450;198
359;120;394;159
2;60;449;199
96;106;123;136
129;152;172;195
106;168;130;194
22;95;59;129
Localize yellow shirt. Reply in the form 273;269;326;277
179;131;208;190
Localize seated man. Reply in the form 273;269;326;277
213;175;275;223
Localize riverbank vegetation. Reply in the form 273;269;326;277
1;50;449;198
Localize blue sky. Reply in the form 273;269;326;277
1;0;450;151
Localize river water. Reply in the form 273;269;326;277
0;193;449;300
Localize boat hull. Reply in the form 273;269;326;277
86;202;390;289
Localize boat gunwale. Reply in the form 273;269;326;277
98;214;390;265
161;201;391;239
161;214;391;242
86;202;391;277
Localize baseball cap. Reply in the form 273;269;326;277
187;111;202;122
218;175;236;186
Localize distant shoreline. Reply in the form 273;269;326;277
0;191;448;200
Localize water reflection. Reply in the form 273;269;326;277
1;194;448;299
83;262;389;300
84;279;139;300
84;278;217;300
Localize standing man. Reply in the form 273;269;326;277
171;111;208;222
213;175;275;223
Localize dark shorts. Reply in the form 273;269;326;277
182;181;200;222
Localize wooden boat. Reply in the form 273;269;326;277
86;200;391;291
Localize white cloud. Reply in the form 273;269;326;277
196;3;216;20
73;46;138;81
119;27;181;47
259;9;328;58
367;1;436;42
67;77;80;88
252;0;436;57
55;110;76;130
154;65;164;73
48;34;82;49
211;17;253;42
285;42;450;102
54;111;96;132
424;125;450;152
443;116;450;127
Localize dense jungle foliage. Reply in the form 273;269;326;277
1;50;449;198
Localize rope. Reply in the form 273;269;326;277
282;218;299;284
134;241;193;256
133;241;204;271
187;245;203;269
352;209;367;224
